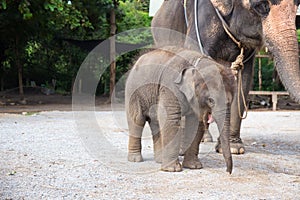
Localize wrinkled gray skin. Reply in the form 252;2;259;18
126;47;235;173
152;0;300;154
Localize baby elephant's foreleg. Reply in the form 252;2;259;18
182;114;204;169
158;91;182;172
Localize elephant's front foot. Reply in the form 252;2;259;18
215;138;245;154
201;129;213;142
161;159;182;172
128;152;143;162
182;155;202;169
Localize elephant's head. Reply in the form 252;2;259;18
210;0;269;48
153;1;300;103
210;0;300;103
175;63;235;173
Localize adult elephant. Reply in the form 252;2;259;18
152;0;300;154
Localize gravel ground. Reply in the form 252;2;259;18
1;110;300;199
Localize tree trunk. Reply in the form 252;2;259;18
16;35;24;96
258;52;262;91
0;75;3;91
109;5;117;99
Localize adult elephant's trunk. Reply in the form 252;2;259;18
214;107;232;174
263;0;300;103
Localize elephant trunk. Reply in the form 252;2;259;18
214;106;233;174
262;0;300;103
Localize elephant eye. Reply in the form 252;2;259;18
251;0;270;17
207;97;215;108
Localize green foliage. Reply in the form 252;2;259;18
253;51;285;91
0;0;6;9
117;0;152;44
118;0;151;30
45;1;93;34
18;0;33;19
98;0;152;94
0;0;152;94
22;38;87;92
134;0;150;12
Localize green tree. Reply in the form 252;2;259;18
98;0;152;95
0;0;94;95
253;50;285;91
0;0;153;96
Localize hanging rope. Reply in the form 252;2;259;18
231;48;248;119
214;8;249;119
231;47;244;77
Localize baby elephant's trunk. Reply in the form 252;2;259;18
215;107;233;174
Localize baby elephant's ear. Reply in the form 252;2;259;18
175;68;196;102
174;67;194;83
174;68;187;84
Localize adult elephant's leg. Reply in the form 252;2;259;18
182;114;203;169
201;125;213;142
216;60;254;154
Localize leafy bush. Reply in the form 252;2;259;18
253;50;285;91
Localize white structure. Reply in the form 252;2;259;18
149;0;164;16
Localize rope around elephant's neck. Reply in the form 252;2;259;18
214;6;257;64
214;8;241;48
214;7;249;119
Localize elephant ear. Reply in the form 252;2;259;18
211;0;233;16
174;68;196;102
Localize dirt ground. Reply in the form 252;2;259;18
1;92;300;199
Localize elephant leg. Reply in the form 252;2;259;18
179;117;186;156
215;61;254;154
158;89;182;172
182;114;203;169
127;114;145;162
201;123;213;142
149;120;162;163
160;118;182;172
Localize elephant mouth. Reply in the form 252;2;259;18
202;111;214;124
207;113;215;124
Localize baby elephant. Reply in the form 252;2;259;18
125;47;235;173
